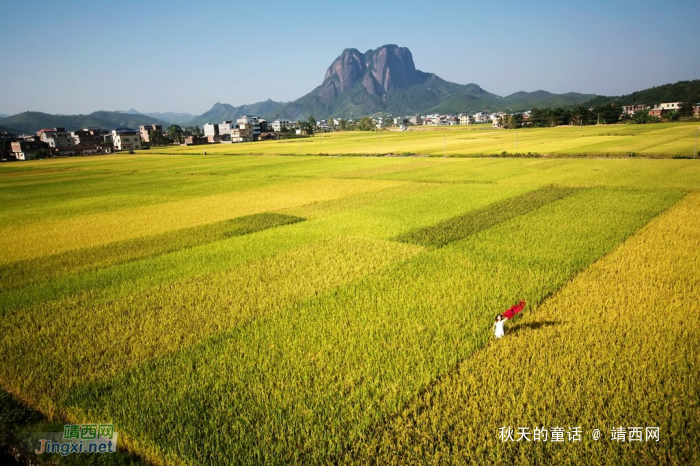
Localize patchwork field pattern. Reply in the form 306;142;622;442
1;154;699;465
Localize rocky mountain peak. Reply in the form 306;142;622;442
318;45;429;100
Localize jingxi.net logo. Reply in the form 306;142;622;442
32;423;118;456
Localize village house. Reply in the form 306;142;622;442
182;135;208;146
654;102;683;111
72;128;107;145
38;127;74;148
217;121;232;142
139;124;163;143
621;104;649;116
257;132;279;141
10;139;48;160
491;114;503;128
203;122;218;138
53;144;111;156
231;124;253;143
459;114;475;125
409;115;423;125
271;120;293;132
473;112;490;123
648;108;666;118
111;127;141;151
202;124;217;142
202;121;232;143
236;115;263;139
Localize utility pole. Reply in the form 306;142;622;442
695;127;699;159
443;135;447;156
515;128;518;149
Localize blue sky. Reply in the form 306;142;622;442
0;0;698;115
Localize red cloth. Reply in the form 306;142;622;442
502;300;526;319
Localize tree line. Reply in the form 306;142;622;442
517;102;695;129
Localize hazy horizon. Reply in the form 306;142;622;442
1;0;698;116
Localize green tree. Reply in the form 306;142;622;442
308;115;317;130
664;110;679;122
298;120;314;135
569;106;593;126
356;117;375;131
339;119;346;131
168;125;183;144
633;109;660;124
678;102;694;118
592;104;622;124
498;113;521;129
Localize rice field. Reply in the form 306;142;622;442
145;122;700;158
1;154;699;465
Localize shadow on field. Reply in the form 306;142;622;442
509;320;557;336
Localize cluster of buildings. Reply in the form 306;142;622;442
391;111;514;128
194;111;515;145
188;116;302;146
4;124;163;160
621;101;699;118
193;116;267;145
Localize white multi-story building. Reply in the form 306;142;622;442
231;124;253;143
409;116;423;126
622;104;649;116
38;127;74;148
473;112;490;123
139;124;163;143
203;123;218;137
271;119;293;132
111;128;142;151
654;102;683;110
459;115;475;125
218;121;232;135
237;115;262;138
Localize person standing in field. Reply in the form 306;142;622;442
492;300;526;339
492;314;508;338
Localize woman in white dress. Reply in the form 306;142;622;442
492;314;508;338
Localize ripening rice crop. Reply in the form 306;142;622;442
0;213;303;292
347;192;700;465
0;236;422;406
0;154;698;466
63;187;681;464
0;177;406;263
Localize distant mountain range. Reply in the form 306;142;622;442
124;109;195;124
0;111;168;135
1;44;697;133
181;100;287;127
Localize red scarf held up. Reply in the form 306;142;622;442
502;300;526;319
